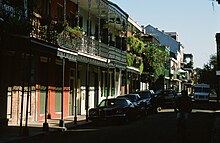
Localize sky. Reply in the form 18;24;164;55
110;0;220;68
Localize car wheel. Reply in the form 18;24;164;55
158;107;161;111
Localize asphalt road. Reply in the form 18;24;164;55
18;109;216;143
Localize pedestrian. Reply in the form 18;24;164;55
175;90;193;143
175;90;192;119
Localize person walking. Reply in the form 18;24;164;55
175;90;193;143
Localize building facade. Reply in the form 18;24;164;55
0;0;141;126
144;25;193;92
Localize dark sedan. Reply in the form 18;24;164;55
116;94;141;107
154;89;177;109
116;94;143;115
133;90;158;114
88;98;138;123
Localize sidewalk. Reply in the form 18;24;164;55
0;115;90;143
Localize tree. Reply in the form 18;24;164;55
198;54;217;89
142;42;169;82
127;36;169;90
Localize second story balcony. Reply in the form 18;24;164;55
1;0;128;68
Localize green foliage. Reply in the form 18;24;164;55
127;35;169;81
139;62;144;75
197;53;217;89
209;54;217;70
127;53;133;66
142;42;169;81
127;36;145;72
65;26;82;38
127;36;144;55
202;54;217;71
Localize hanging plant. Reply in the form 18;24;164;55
127;53;134;66
65;26;82;39
127;36;144;56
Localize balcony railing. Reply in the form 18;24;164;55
57;32;110;58
30;13;127;66
109;47;126;65
31;17;110;60
31;24;58;45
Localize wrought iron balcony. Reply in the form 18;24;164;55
109;47;127;66
31;22;109;60
31;24;58;45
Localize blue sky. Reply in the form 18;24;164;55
110;0;220;68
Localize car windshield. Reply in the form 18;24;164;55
123;95;137;102
99;99;129;107
156;90;174;96
115;99;128;106
140;91;151;98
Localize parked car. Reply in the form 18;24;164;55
88;98;138;123
154;89;177;109
116;94;143;115
116;94;141;107
133;90;157;114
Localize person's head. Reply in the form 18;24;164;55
181;90;188;96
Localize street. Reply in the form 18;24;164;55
17;109;216;143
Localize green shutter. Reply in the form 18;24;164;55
40;90;46;114
55;89;62;112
